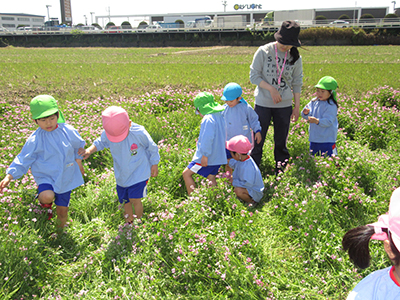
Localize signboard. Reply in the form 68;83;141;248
234;4;263;10
60;0;72;23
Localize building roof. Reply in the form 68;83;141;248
0;13;44;18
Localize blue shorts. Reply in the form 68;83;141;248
225;148;233;160
37;184;71;207
116;179;148;204
310;142;337;157
187;161;221;178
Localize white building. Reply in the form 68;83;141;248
0;13;45;30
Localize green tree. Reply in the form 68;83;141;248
175;19;184;28
315;15;327;24
384;13;399;19
263;11;274;25
338;14;351;20
121;21;132;29
138;21;148;29
105;22;115;29
92;23;102;30
360;13;375;23
383;13;399;23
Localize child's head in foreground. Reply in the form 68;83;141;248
342;188;400;269
222;82;243;108
194;92;224;117
102;106;131;143
30;95;65;132
314;76;338;107
226;135;252;161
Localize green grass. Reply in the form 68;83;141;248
0;46;399;299
0;46;399;103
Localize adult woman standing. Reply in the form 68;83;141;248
249;20;303;174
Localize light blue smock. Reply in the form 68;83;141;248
6;123;85;194
229;156;264;202
192;112;227;166
93;122;160;188
221;101;261;142
346;266;400;300
301;97;338;143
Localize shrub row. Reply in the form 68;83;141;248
1;27;399;47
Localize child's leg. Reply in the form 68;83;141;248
125;199;143;222
225;158;233;177
206;174;218;186
55;206;69;228
37;189;55;220
182;168;196;195
234;187;255;203
38;189;55;205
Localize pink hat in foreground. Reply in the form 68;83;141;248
369;188;400;251
226;135;252;154
102;106;130;143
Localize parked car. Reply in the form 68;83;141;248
105;26;122;33
80;26;101;32
329;20;350;27
145;25;162;32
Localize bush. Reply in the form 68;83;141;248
105;22;115;29
300;27;353;41
360;14;375;23
175;19;184;28
339;14;351;20
138;21;148;28
121;21;132;29
92;23;102;30
315;15;328;24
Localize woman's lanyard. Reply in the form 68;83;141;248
274;43;288;85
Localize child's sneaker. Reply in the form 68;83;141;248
40;203;53;220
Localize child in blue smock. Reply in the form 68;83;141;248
226;135;264;207
301;76;339;156
0;95;85;228
79;106;160;223
342;188;400;300
182;92;227;195
221;82;262;176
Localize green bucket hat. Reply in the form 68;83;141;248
30;95;65;123
194;92;225;115
315;76;338;101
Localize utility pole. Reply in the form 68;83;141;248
90;12;95;25
46;5;52;21
106;6;111;23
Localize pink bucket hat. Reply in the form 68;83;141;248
369;188;400;251
102;106;130;143
226;135;252;154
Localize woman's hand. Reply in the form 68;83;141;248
259;80;282;104
254;131;262;144
270;87;282;104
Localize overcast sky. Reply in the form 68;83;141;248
1;0;396;26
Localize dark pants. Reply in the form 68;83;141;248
251;105;292;171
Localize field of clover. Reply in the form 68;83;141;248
0;46;399;299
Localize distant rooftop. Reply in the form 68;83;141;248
0;13;45;17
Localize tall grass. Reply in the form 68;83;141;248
0;46;399;299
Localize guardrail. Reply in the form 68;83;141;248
1;18;399;36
